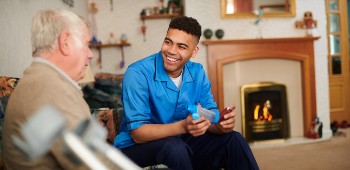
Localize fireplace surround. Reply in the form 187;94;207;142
203;37;320;137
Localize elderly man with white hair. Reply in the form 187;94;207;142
2;8;94;169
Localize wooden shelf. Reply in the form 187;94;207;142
140;13;182;20
89;43;131;69
89;43;131;48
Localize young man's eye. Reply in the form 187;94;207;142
179;46;186;50
164;40;171;45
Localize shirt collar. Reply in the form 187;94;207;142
33;57;81;90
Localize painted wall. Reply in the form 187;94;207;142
0;0;331;138
0;0;88;77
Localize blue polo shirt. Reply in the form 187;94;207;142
114;51;219;149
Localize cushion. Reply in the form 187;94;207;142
94;73;123;97
83;73;123;109
0;76;20;116
0;76;20;153
0;76;19;97
92;108;123;144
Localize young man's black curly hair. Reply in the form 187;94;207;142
168;16;202;42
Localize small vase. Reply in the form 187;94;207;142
203;29;213;39
215;29;224;39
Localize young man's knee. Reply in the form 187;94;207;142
162;137;190;156
231;131;244;139
226;131;248;144
157;137;192;168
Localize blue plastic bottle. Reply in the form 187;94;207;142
187;105;220;124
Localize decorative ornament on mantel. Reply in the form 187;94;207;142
215;29;224;39
253;9;264;39
295;11;318;37
203;29;213;39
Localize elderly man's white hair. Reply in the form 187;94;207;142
31;9;87;56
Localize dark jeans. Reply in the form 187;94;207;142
121;131;259;170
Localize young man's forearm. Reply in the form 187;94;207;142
131;120;188;143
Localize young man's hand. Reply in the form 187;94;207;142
186;115;211;137
215;105;236;133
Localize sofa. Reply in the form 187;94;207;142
0;74;167;169
83;73;125;144
0;76;20;169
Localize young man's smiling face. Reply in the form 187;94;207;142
161;28;199;78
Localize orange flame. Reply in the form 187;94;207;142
254;105;260;120
253;102;273;121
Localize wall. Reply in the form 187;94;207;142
0;0;88;77
0;0;332;138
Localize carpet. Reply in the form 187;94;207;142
252;128;350;170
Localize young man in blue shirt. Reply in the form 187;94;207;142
114;16;259;170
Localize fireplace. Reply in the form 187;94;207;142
241;82;290;142
202;37;319;137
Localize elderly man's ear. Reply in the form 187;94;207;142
58;30;71;56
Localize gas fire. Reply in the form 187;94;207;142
254;100;273;121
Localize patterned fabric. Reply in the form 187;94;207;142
0;76;19;117
0;76;19;159
87;73;124;143
92;108;123;144
0;76;19;97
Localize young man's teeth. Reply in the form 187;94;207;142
167;56;177;62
